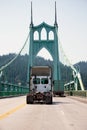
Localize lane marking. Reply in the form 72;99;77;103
0;103;26;120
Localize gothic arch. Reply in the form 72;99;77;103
34;31;39;40
41;28;47;40
36;47;53;60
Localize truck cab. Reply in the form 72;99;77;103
26;66;53;104
31;76;52;93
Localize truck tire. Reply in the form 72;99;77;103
26;96;29;104
26;95;33;104
46;96;52;104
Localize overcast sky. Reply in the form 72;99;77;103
0;0;87;64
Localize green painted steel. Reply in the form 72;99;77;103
27;1;64;94
0;82;29;98
64;69;84;91
27;21;64;94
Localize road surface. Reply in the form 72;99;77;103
0;96;87;130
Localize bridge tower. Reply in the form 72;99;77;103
28;2;64;95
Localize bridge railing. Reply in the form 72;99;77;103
65;90;87;98
0;82;29;98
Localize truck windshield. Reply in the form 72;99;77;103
41;78;48;84
33;78;40;84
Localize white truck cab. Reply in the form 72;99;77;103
26;66;53;104
31;76;51;93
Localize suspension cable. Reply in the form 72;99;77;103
56;28;77;73
56;28;84;90
0;32;30;72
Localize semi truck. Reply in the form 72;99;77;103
26;66;53;104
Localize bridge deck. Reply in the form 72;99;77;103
0;96;87;130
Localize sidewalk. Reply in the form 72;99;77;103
68;96;87;104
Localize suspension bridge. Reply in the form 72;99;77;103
0;2;85;99
0;2;87;130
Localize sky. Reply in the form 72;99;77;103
0;0;87;64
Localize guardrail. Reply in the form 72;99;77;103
65;90;87;98
0;82;29;98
